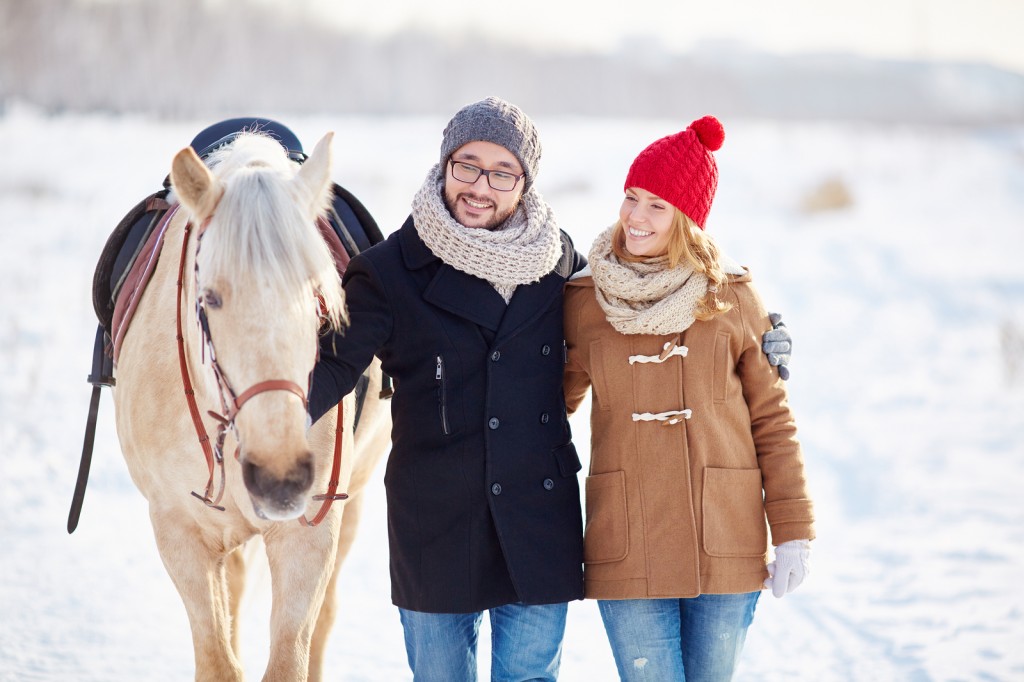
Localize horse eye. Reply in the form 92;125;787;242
202;289;223;309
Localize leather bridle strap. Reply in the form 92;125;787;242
175;218;226;510
229;380;307;420
301;400;348;527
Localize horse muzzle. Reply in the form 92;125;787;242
241;450;315;520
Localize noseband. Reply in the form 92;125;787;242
195;301;310;426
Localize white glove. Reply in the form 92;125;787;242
764;539;811;598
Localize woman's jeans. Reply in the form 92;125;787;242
398;601;568;682
598;592;760;682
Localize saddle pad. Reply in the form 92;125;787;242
111;205;179;362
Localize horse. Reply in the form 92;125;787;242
110;131;391;681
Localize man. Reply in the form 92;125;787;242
309;97;792;680
310;97;585;681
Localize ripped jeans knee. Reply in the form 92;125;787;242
598;593;759;682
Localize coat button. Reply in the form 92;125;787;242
491;483;502;495
488;417;500;430
543;478;554;490
491;350;501;362
541;344;551;356
540;412;550;424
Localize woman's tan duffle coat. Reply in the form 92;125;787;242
563;270;814;600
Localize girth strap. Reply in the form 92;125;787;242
67;384;101;533
67;326;116;533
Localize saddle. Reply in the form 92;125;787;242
90;181;377;372
72;118;388;533
89;118;384;385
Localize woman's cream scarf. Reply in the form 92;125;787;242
412;164;562;303
588;225;709;335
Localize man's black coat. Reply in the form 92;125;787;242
310;217;586;613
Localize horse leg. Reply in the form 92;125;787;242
261;522;339;682
225;545;247;658
310;363;392;680
307;491;367;682
151;510;244;682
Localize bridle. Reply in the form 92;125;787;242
195;297;309;433
174;210;347;527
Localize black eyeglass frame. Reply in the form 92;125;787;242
447;159;525;192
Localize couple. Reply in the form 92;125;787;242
309;97;815;682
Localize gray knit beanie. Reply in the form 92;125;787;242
439;97;542;190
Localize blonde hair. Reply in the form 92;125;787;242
612;210;733;320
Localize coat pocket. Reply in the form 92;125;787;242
552;442;582;478
584;470;629;564
435;354;451;436
702;467;768;557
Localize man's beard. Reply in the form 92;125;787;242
444;191;519;230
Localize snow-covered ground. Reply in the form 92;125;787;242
1;106;1022;681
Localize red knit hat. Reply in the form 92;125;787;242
623;115;725;229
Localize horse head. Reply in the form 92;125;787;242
170;132;346;521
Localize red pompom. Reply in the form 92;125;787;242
690;116;724;152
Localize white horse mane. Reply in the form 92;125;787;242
191;133;346;330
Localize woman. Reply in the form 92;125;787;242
563;116;815;681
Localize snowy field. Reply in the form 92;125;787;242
1;105;1023;681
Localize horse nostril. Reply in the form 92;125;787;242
241;452;315;508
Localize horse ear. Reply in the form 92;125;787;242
171;146;224;222
294;132;334;216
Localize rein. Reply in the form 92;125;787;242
175;213;347;525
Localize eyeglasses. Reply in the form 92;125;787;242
448;160;524;192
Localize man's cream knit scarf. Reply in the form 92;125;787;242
588;225;709;336
412;164;562;303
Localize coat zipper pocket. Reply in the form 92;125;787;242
436;354;451;435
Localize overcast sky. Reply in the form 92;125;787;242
284;0;1024;73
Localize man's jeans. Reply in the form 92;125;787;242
598;592;760;682
399;602;568;682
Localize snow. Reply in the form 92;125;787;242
1;105;1023;681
